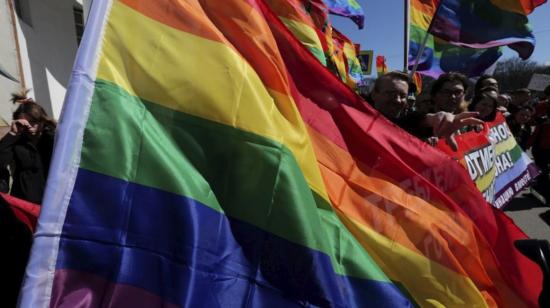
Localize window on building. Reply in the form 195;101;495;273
73;4;84;45
14;0;32;26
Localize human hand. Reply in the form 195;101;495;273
425;111;484;151
425;136;439;147
10;119;32;136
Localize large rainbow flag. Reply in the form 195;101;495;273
21;0;542;307
409;0;503;77
430;0;545;59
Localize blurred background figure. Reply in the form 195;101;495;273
474;75;499;95
497;93;512;116
0;91;56;204
509;88;532;114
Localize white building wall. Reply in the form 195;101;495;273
15;0;80;120
0;0;23;125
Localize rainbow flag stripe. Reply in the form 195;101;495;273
20;0;542;307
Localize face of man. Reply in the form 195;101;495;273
480;78;499;92
511;92;531;107
371;78;409;120
434;80;465;113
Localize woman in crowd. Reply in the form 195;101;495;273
0;91;56;204
469;91;499;122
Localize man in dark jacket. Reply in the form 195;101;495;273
367;71;483;150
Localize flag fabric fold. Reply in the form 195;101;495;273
20;0;542;307
409;0;503;77
429;0;541;59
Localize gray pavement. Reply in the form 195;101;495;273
504;189;550;240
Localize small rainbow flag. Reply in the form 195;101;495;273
332;28;363;88
376;55;388;77
266;0;328;65
323;0;365;29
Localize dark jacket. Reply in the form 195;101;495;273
506;118;531;150
0;129;54;204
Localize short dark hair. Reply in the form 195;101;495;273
511;88;531;95
430;72;470;97
544;85;550;97
474;74;497;95
372;71;411;93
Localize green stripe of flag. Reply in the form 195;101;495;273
80;79;390;282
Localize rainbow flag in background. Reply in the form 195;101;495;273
20;0;542;307
325;24;349;82
409;0;503;77
265;0;328;65
305;0;330;29
376;55;388;77
430;0;545;59
332;28;363;88
323;0;365;29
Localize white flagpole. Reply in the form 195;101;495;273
404;0;410;72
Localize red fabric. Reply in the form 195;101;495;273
1;193;40;232
258;1;542;305
436;124;491;159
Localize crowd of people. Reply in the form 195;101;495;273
364;72;550;305
364;71;550;205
